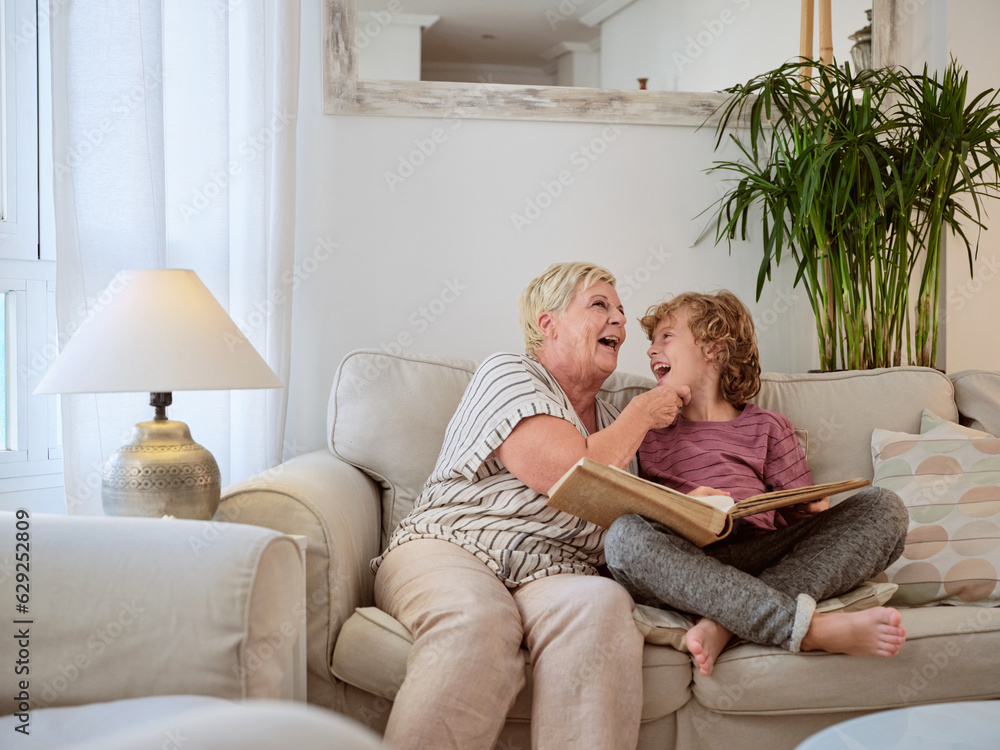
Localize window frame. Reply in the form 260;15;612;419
0;0;39;261
0;0;62;512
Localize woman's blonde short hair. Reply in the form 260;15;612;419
519;262;617;356
640;290;761;405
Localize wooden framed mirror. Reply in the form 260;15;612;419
323;0;897;127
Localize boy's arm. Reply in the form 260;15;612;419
761;411;815;490
758;410;829;522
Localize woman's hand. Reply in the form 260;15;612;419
627;384;691;430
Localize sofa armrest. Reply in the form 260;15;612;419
0;512;303;712
218;450;382;699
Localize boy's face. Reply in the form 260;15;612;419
646;308;716;390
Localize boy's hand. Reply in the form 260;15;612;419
782;497;830;522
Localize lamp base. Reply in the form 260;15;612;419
102;419;221;520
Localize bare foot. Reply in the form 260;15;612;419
800;607;906;657
685;618;734;677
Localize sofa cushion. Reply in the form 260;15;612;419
872;422;1000;606
693;606;1000;714
328;350;480;545
333;604;1000;724
333;576;900;723
331;606;694;722
752;367;957;487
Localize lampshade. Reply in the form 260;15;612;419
35;269;283;394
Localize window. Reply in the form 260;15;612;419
0;290;7;450
0;0;62;513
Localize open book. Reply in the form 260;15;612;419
546;458;870;547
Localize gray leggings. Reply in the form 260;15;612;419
604;487;909;651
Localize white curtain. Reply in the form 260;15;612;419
49;0;300;514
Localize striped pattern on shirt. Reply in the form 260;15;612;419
638;403;814;532
371;352;636;587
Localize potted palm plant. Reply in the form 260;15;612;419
706;58;1000;371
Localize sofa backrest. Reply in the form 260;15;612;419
752;368;957;485
328;350;982;545
328;350;477;544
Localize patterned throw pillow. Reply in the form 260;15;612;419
872;420;1000;606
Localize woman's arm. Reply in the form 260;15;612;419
494;385;689;495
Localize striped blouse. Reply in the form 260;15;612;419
371;352;637;587
638;403;814;532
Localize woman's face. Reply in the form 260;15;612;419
542;279;626;380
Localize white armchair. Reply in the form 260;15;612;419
0;511;385;749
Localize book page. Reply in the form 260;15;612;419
729;478;870;519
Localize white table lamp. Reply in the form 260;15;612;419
35;269;283;519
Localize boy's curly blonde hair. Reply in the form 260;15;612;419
640;290;761;406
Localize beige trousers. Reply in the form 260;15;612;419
374;539;644;750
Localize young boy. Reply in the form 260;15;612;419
604;290;910;677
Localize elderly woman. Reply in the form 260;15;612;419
371;262;687;749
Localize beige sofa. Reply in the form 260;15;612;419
0;512;385;749
219;350;1000;749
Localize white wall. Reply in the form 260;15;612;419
286;0;819;455
357;17;423;81
601;0;872;92
895;0;1000;372
940;1;1000;373
555;49;601;89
